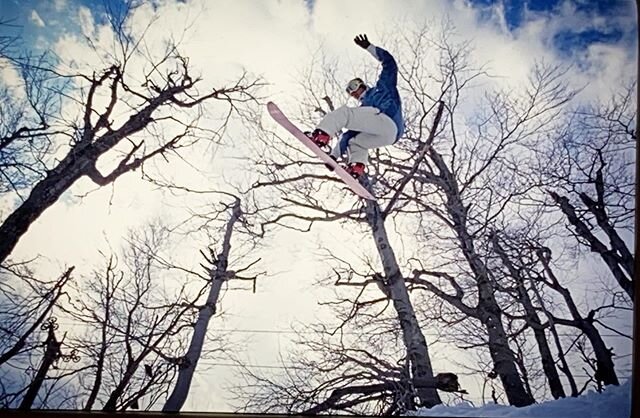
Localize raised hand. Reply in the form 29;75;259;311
354;34;370;49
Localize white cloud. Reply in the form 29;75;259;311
0;58;25;100
43;0;635;106
29;10;45;27
77;6;94;36
54;0;68;12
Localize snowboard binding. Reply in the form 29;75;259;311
305;129;331;152
346;162;365;179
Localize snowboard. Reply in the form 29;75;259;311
266;101;376;201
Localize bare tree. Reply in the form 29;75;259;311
234;302;463;416
247;40;448;411
531;244;620;387
0;8;262;265
487;228;625;392
489;231;566;399
18;318;69;410
251;151;445;409
163;195;264;412
386;27;576;405
0;53;63;197
0;19;53;183
526;262;580;397
539;84;635;299
0;267;73;367
244;21;577;409
0;19;17;55
57;223;214;411
2;6;267;409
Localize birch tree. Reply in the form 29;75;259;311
462;225;623;395
489;231;566;399
163;194;264;412
249;58;445;412
531;243;620;387
245;21;556;410
382;26;577;406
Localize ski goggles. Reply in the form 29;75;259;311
346;78;364;94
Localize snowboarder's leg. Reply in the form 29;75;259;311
317;106;396;177
346;108;397;164
316;106;394;135
348;128;396;164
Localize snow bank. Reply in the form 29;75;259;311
411;381;631;417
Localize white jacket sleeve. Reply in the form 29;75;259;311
366;44;378;60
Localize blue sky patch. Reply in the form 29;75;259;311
0;0;152;55
553;28;625;54
466;0;634;52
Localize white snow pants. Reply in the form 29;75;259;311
317;106;397;164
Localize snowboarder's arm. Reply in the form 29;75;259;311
368;45;398;87
353;34;398;87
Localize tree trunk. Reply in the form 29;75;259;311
426;144;534;407
491;236;565;399
549;191;633;299
163;199;242;412
465;242;532;405
538;252;619;386
458;238;534;406
19;325;61;410
522;307;565;399
102;356;144;411
364;199;441;408
580;188;633;278
477;295;534;406
529;276;579;397
582;320;619;386
0;268;73;366
84;290;112;411
0;150;89;264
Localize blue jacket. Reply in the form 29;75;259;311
339;45;404;155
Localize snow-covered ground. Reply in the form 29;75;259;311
412;381;631;417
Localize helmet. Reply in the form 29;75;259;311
345;77;365;94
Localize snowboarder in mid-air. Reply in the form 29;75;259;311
307;34;404;178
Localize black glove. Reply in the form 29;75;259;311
354;34;370;49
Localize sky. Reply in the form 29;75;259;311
0;0;636;413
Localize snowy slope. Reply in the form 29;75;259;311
411;381;631;417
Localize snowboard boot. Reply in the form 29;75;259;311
305;129;331;151
346;162;365;179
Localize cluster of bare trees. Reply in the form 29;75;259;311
1;5;265;412
1;207;262;411
235;23;633;415
0;7;633;416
